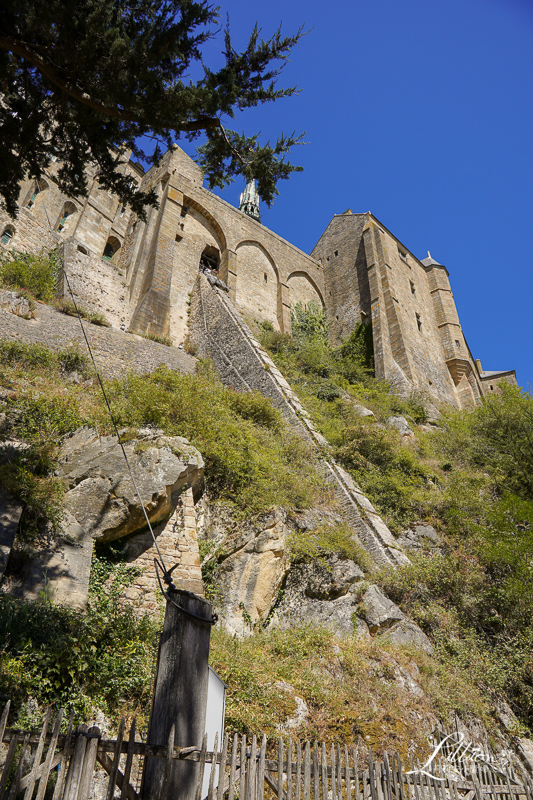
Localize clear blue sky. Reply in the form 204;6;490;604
178;0;533;387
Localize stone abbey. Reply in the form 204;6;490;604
0;145;515;408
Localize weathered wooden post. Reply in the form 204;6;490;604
142;588;214;800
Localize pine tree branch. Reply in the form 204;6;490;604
0;36;220;134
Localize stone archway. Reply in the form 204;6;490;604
286;271;325;310
235;240;281;329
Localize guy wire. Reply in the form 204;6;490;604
39;190;170;580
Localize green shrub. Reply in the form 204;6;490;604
143;333;173;346
288;522;372;570
57;345;91;377
0;555;158;723
436;385;533;499
0;394;82;538
334;323;374;382
291;301;328;343
315;382;342;402
0;250;61;302
53;298;111;327
296;338;334;377
257;324;294;355
15;396;82;442
0;340;58;370
0;459;65;539
228;391;282;429
87;310;111;327
98;366;320;515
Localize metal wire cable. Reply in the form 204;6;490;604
37;186;218;622
39;190;170;578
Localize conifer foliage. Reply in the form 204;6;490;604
0;0;305;217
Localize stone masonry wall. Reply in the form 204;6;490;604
124;147;325;340
1;147;515;406
60;239;130;330
0;302;197;380
168;202;222;345
376;223;461;405
311;213;370;344
314;212;481;408
117;487;204;614
235;242;282;330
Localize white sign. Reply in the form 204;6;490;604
201;667;227;799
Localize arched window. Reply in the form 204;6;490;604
102;236;121;262
26;179;48;210
56;201;77;233
0;226;14;246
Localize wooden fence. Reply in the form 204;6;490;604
1;702;532;800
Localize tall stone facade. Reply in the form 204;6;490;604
311;210;516;407
0;149;515;409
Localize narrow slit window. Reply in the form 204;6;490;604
416;313;422;332
410;280;415;295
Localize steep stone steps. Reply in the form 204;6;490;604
190;274;408;570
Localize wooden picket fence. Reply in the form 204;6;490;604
1;702;532;800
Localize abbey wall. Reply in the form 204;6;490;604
312;212;516;406
0;147;515;409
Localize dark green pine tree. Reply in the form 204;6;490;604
0;0;306;218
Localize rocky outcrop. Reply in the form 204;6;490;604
303;556;364;600
202;502;372;638
380;620;434;654
211;507;290;636
5;427;204;610
387;416;414;437
0;290;34;319
353;404;375;419
359;584;404;632
268;507;369;638
56;427;204;541
271;589;368;640
397;524;443;553
359;584;433;653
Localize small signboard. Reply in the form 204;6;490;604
201;667;227;799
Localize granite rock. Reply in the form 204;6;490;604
56;427;204;542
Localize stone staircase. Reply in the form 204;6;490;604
190;274;408;569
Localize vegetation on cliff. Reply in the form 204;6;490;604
258;307;533;736
1;290;532;757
